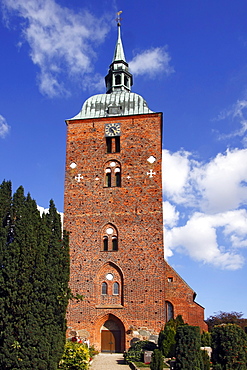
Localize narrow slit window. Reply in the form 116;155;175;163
166;301;174;321
115;137;120;152
112;237;118;251
115;168;121;187
106;137;112;153
115;75;121;85
103;237;108;251
105;169;111;187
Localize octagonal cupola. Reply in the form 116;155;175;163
105;20;133;94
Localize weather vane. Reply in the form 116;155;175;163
116;10;123;26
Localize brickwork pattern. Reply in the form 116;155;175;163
64;112;207;352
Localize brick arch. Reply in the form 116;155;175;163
101;223;119;251
94;313;126;352
95;262;124;307
104;160;121;187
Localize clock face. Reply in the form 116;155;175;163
105;123;121;137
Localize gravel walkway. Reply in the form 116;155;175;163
90;353;130;370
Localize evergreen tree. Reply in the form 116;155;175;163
158;315;185;357
0;182;70;369
150;349;164;370
211;323;247;369
175;325;203;370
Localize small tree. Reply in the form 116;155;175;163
175;325;203;370
211;323;247;369
150;349;164;370
158;315;185;357
206;311;247;332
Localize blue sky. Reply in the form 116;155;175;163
0;0;247;319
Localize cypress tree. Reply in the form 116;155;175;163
175;325;203;370
0;182;70;369
158;315;185;357
150;349;164;370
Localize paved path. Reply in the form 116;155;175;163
90;353;130;370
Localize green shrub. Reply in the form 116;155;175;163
150;349;164;370
201;349;211;370
58;341;90;370
211;323;247;369
201;331;211;347
158;315;185;357
175;325;203;370
124;340;157;363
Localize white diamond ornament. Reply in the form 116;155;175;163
147;156;156;164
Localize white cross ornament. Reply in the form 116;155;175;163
147;169;156;178
75;174;83;182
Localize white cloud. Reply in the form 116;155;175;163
129;47;174;78
37;205;64;227
163;201;179;228
216;99;247;146
196;149;247;213
2;0;110;97
163;148;247;213
0;114;10;138
163;148;247;269
165;211;246;270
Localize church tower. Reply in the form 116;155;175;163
64;20;207;353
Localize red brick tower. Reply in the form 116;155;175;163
64;22;207;352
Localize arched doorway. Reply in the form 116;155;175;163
101;319;123;353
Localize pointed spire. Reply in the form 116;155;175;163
112;23;126;63
105;12;133;94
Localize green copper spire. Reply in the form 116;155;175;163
105;12;133;94
112;21;126;62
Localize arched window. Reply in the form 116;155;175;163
113;282;119;295
166;301;174;322
115;168;121;187
105;168;111;187
104;161;121;188
112;237;118;251
103;237;108;251
124;76;129;87
102;282;108;295
102;224;119;252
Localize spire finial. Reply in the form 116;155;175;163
116;10;122;26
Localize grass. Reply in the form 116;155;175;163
134;362;169;369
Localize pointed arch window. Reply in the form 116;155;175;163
166;301;174;322
102;282;108;295
104;161;121;188
101;224;118;252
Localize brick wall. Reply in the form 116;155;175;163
64;112;207;352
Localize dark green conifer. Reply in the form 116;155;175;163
150;349;164;370
0;181;70;369
175;325;203;370
158;315;185;357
